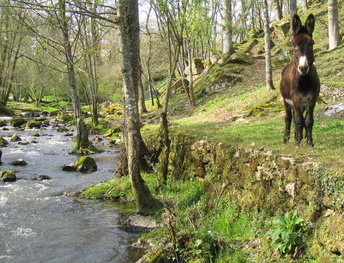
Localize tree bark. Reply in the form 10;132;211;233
223;0;233;55
328;0;340;49
59;0;89;151
289;0;297;33
263;0;275;90
118;0;161;215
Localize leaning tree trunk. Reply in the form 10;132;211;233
118;0;161;215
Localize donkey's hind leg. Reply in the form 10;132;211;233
283;106;293;143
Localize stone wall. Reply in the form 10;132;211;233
146;132;344;257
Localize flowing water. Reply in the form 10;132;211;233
0;118;139;263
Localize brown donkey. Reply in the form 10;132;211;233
280;14;320;146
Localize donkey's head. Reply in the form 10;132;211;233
292;14;315;76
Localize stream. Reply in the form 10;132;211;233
0;117;139;263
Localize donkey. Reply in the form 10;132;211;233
280;14;320;146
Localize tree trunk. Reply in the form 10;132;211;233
289;0;297;33
59;0;89;150
263;0;275;90
223;0;233;55
118;0;161;215
273;0;283;20
328;0;340;49
301;0;308;13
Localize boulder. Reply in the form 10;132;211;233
323;102;344;116
0;169;16;182
10;118;27;128
11;159;28;166
32;175;52;181
0;137;8;147
10;134;22;142
26;121;42;129
62;156;97;173
0;120;7;127
75;156;97;172
226;52;254;65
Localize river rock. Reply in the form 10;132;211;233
11;159;28;166
33;175;52;181
75;156;97;172
10;134;22;142
10;118;27;128
62;156;97;173
0;137;8;147
26;121;42;129
0;120;7;127
62;164;77;172
119;213;158;232
0;169;16;182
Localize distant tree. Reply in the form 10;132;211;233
262;0;275;90
118;0;162;214
289;0;297;32
328;0;340;49
300;0;308;13
273;0;283;20
223;0;233;55
0;1;26;106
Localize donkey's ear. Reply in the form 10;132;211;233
305;14;315;35
292;14;302;36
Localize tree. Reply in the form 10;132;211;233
262;0;275;90
328;0;340;49
58;0;89;151
118;0;161;214
289;0;297;32
0;1;26;106
223;0;233;55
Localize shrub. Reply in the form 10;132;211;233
268;211;305;256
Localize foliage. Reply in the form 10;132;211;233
268;211;305;256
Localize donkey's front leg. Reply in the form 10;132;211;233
294;108;304;145
305;108;315;147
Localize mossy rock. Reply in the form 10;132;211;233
34;116;47;121
272;48;291;69
247;28;264;38
75;156;97;173
238;38;259;53
225;52;254;65
26;121;42;129
0;137;9;147
0;169;16;182
57;111;74;122
57;125;69;132
104;126;122;137
0;120;7;127
101;103;123;116
315;212;344;256
10;134;22;142
10;118;27;128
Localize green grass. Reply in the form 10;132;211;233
7;101;60;114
